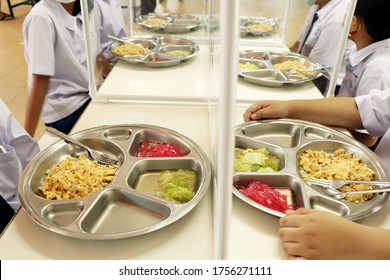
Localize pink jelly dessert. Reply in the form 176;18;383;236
137;140;185;157
237;181;296;213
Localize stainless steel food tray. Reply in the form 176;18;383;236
240;17;279;37
136;13;204;34
233;119;389;221
238;50;325;87
109;36;199;68
18;124;212;240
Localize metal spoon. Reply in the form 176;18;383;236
46;127;118;165
311;183;390;200
107;35;136;45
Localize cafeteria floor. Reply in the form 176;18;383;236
0;0;309;141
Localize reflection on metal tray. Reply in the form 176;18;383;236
240;17;279;37
18;125;211;240
233;119;389;221
136;13;204;34
109;35;199;68
238;50;325;87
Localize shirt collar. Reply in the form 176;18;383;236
46;0;79;31
316;0;344;20
349;38;390;66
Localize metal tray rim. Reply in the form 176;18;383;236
18;124;212;240
233;119;390;220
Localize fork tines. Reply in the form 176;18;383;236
307;178;330;187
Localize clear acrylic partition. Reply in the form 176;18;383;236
125;0;210;42
236;0;356;99
79;0;356;259
239;0;291;47
84;0;355;103
209;0;356;259
92;0;212;102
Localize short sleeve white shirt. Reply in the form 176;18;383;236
95;0;126;61
356;89;390;172
298;0;351;83
338;38;390;98
0;100;40;211
22;0;102;123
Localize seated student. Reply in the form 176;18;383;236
22;0;104;137
290;0;352;95
0;99;40;213
336;0;390;149
243;88;390;259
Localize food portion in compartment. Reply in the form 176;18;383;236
237;181;296;213
157;169;197;203
137;140;185;157
151;57;170;62
246;23;273;32
135;169;197;203
112;44;152;56
299;148;375;202
273;60;316;77
247;56;265;60
240;17;278;37
137;13;201;33
38;155;118;200
239;50;268;61
234;147;281;172
143;18;167;25
238;62;262;71
165;50;191;57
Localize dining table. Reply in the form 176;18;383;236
3;40;389;260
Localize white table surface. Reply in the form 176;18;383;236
97;43;324;103
2;102;390;260
5;39;387;260
0;101;214;260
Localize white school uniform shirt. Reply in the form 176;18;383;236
0;100;40;211
338;38;390;97
95;0;126;61
23;0;102;124
356;89;390;172
298;0;350;83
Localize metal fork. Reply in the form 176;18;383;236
308;178;390;200
308;178;390;190
46;127;119;165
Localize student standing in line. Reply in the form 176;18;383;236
22;0;103;137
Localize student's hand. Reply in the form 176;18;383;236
289;41;300;53
278;208;364;260
243;100;289;122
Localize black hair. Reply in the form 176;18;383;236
72;0;81;16
354;0;390;42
